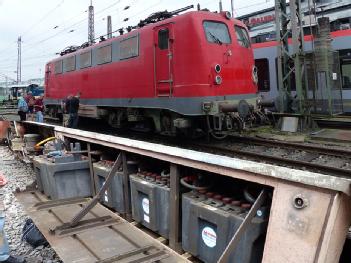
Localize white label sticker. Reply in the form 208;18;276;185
142;198;150;214
201;227;217;248
144;214;150;223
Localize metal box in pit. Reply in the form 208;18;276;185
33;156;50;196
93;162;125;213
130;173;170;239
33;155;92;200
182;191;268;263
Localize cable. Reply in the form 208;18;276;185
0;1;64;58
120;0;163;25
0;0;144;62
21;0;65;37
0;2;111;63
23;0;123;50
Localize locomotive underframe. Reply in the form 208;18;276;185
44;96;265;136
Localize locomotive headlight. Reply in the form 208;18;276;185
214;64;221;73
215;75;222;85
224;11;232;20
252;66;258;84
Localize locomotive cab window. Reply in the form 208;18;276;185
235;26;251;48
54;60;63;74
203;21;231;44
158;29;169;50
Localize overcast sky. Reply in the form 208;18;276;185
0;0;273;82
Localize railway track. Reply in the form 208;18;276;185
98;130;351;178
188;135;351;178
21;120;351;178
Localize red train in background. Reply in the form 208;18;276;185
44;6;264;137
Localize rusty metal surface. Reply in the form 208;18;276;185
16;191;189;263
0;121;10;139
54;126;351;195
20;122;351;195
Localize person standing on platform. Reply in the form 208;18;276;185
17;96;28;122
34;96;44;123
24;92;35;121
65;92;80;128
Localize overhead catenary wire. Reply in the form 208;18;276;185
0;1;125;66
22;0;123;50
20;0;65;37
0;0;64;57
6;0;160;61
1;1;122;56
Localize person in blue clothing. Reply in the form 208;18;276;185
0;199;25;263
17;96;28;121
34;96;44;123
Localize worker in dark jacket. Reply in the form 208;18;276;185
65;92;80;128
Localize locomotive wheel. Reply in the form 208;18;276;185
130;118;155;133
160;112;172;134
206;115;228;140
210;131;228;140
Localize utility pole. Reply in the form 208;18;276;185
17;36;22;84
231;0;234;17
88;0;95;45
5;76;8;97
107;15;112;39
219;0;223;12
275;0;306;114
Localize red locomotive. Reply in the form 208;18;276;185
44;6;262;137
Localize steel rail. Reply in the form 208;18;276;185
229;134;351;158
192;142;351;178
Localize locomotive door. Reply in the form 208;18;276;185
154;24;174;97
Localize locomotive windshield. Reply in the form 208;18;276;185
235;25;251;48
203;21;231;45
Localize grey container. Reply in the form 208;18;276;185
182;192;267;263
93;162;125;213
33;156;50;196
33;155;92;200
45;159;92;199
129;174;170;239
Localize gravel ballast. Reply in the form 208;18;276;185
0;146;61;263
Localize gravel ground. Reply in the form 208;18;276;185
0;146;61;263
